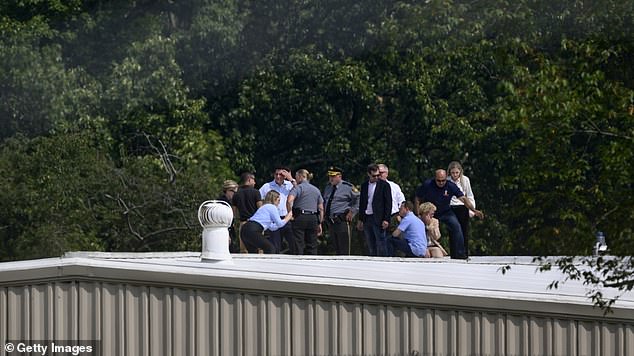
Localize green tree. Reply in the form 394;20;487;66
0;133;112;259
0;15;98;141
219;52;379;181
1;0;633;310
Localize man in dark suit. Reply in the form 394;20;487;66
357;163;392;256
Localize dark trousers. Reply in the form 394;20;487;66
452;205;470;257
437;210;466;259
268;220;295;254
363;216;388;257
240;221;275;254
327;216;350;255
387;213;400;234
293;214;319;255
228;225;239;253
388;236;415;257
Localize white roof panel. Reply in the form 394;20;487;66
1;252;632;320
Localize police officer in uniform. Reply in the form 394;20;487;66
322;166;360;255
286;169;324;255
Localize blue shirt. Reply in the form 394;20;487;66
397;212;428;257
259;180;294;216
249;204;287;231
415;179;464;215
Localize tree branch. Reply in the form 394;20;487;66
144;226;192;240
144;133;178;183
595;206;619;227
575;129;633;141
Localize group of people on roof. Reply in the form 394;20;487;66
216;161;483;259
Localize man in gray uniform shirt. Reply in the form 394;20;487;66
287;169;324;255
322;166;359;255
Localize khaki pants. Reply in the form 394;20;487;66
238;221;250;253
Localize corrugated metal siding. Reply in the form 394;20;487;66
1;282;634;356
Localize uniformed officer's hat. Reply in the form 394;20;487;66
327;166;343;176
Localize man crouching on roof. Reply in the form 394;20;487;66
388;201;429;258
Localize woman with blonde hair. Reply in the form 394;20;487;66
447;161;476;257
287;169;324;255
241;190;293;253
418;202;448;257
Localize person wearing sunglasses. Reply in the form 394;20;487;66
357;163;392;256
414;169;483;259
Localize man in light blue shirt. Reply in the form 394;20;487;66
259;166;297;253
388;201;428;257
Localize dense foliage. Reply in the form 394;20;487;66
1;0;633;305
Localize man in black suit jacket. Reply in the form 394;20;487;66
356;163;392;256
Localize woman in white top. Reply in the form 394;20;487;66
448;161;476;257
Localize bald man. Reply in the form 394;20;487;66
415;169;483;259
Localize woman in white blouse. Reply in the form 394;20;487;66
448;161;476;257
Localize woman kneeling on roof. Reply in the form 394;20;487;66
240;190;293;254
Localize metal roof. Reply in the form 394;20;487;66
1;252;633;321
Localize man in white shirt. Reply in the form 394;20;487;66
378;163;406;232
357;164;392;256
259;166;297;253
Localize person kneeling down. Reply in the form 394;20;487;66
388;201;428;257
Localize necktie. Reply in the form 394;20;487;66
325;185;337;217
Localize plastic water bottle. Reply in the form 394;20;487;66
593;231;607;257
